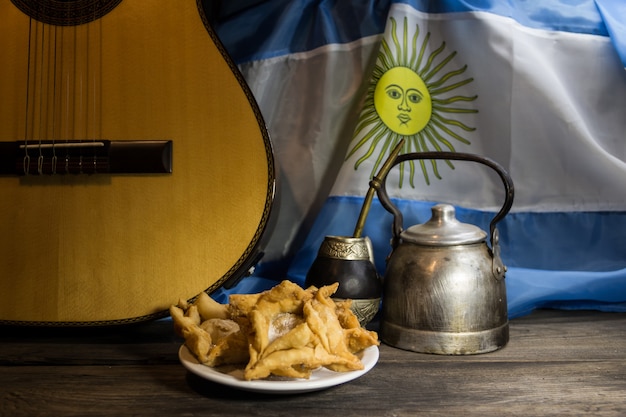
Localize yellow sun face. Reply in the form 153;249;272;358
374;67;432;136
348;16;478;186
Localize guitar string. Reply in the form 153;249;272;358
74;16;83;173
23;17;33;174
96;11;103;172
74;20;82;173
64;34;70;174
89;10;100;173
37;17;45;174
90;15;95;172
51;21;58;174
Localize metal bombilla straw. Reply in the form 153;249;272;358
353;138;405;238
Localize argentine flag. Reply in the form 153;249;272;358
210;0;626;318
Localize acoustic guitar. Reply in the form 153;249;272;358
0;0;277;325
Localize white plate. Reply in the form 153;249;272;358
178;344;379;394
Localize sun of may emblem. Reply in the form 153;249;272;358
347;16;478;186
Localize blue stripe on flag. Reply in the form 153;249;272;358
213;0;610;64
211;0;391;63
286;196;626;318
506;267;626;318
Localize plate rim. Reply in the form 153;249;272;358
178;343;379;394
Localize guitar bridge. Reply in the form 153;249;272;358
0;140;172;175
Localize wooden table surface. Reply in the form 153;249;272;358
1;309;625;416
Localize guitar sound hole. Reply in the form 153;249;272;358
11;0;123;26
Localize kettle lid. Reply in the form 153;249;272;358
401;203;487;246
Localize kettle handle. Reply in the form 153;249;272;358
373;151;515;251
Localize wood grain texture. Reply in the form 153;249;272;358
0;0;275;324
1;309;625;416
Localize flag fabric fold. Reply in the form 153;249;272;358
209;0;626;319
595;0;626;68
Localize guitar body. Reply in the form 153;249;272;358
0;0;276;325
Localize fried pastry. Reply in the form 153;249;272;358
170;280;379;381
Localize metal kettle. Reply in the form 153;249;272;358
375;151;514;355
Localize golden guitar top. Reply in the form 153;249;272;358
0;0;277;325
